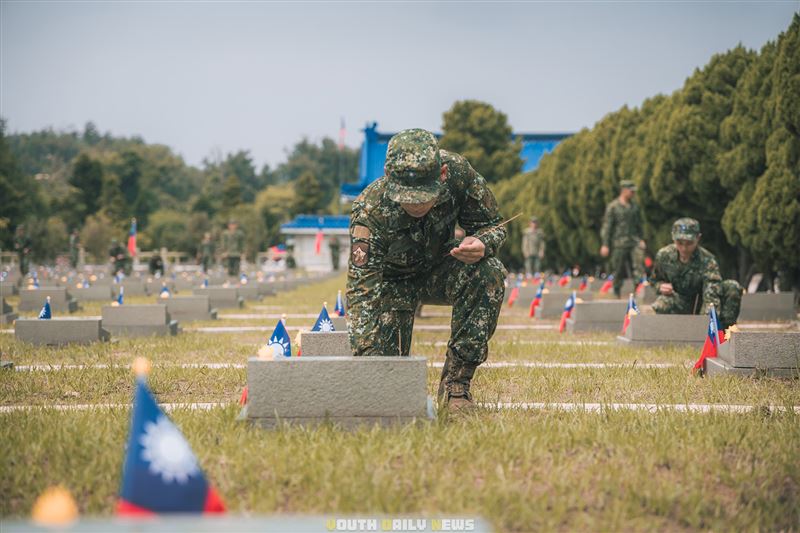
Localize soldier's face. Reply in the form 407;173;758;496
674;238;699;261
621;188;635;201
400;165;448;218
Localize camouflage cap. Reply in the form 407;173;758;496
619;179;637;191
671;217;701;241
384;128;443;204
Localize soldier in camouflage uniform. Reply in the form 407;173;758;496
199;232;215;274
600;180;646;297
221;220;245;277
108;238;130;276
347;129;507;411
652;218;742;329
521;217;545;275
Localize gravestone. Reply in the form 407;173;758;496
738;293;796;322
236;285;262;301
193;287;244;309
247;356;429;428
159;296;217;322
617;314;707;347
146;279;177;295
566;300;629;333
534;294;593;319
256;281;277;297
0;283;18;297
1;297;18;325
705;331;800;377
72;285;114;302
609;279;657;304
19;288;79;313
101;304;179;337
118;279;148;297
15;318;109;345
300;331;351;356
330;316;348;331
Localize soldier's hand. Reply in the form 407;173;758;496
600;245;610;257
660;283;674;296
450;236;485;264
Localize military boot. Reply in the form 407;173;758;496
444;359;478;412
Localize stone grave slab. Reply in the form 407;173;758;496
0;283;19;297
193;287;244;309
738;293;796;322
715;331;800;373
566;300;629;333
330;316;348;331
72;285;114;302
159;296;217;321
617;314;707;347
146;279;177;296
256;281;277;297
118;279;148;297
300;331;351;356
534;293;593;319
19;288;79;313
611;279;657;304
1;296;18;325
15;317;109;345
236;285;262;301
101;304;179;337
247;356;429;428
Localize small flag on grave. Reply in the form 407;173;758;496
203;277;209;288
578;276;588;292
32;272;40;289
334;290;346;317
258;319;292;359
159;283;170;299
115;286;125;306
693;305;726;374
127;218;137;257
621;293;639;334
117;360;225;515
557;271;571;287
635;276;648;296
558;291;576;333
529;281;545;318
38;297;52;320
312;303;335;332
239;273;248;285
314;228;324;255
507;281;520;308
599;275;614;294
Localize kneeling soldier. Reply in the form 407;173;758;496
347;129;507;411
652;218;742;329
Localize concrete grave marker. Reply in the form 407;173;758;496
159;295;217;322
617;314;707;347
236;285;262;301
566;300;629;333
118;279;148;297
300;331;351;356
1;296;18;325
330;316;348;331
534;293;593;319
705;331;800;377
738;293;796;322
19;288;79;313
193;287;244;309
15;317;109;345
72;285;114;302
102;304;179;337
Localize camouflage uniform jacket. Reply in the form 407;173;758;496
652;243;722;314
521;227;544;258
221;229;244;257
347;150;506;352
600;198;642;249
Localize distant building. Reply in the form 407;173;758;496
279;215;349;272
340;122;573;200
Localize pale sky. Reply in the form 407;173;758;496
1;1;797;169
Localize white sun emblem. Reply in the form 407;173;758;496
318;318;334;332
268;335;290;357
139;416;199;484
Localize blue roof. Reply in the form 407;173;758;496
341;122;573;199
280;215;350;231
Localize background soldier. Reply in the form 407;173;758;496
521;217;545;275
600;180;646;297
199;232;214;274
329;238;341;271
347;129;507;412
108;238;130;275
68;229;80;269
652;218;742;329
13;225;32;277
221;220;244;277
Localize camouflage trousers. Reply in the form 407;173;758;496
524;256;541;276
652;279;743;330
610;245;645;297
225;256;241;277
369;256;507;367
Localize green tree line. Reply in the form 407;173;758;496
494;15;799;289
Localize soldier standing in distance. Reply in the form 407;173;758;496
13;225;32;277
68;229;80;269
199;232;215;274
221;220;244;277
652;218;742;330
329;238;341;271
109;238;130;276
599;180;645;297
521;217;545;275
347;129;507;412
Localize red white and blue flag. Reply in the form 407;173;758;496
557;271;571;287
693;305;725;374
558;291;576;333
599;275;614;294
507;281;521;308
312;305;335;332
266;319;292;358
578;276;588;292
116;286;124;305
621;293;639;334
117;377;225;515
635;276;647;297
38;297;52;319
334;290;346;317
528;281;545;318
127;218;137;257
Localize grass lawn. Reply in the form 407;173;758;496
1;273;798;531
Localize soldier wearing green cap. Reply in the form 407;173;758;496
522;217;545;275
600;180;646;297
651;217;742;329
347;128;507;412
221;220;244;277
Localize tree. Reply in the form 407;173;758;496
0;118;43;249
292;171;325;214
439;100;522;183
68;153;103;219
221;174;243;212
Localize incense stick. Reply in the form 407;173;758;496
444;213;524;257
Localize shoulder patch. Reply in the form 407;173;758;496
352;225;371;240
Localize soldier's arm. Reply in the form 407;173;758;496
701;256;722;314
346;209;387;357
651;249;669;294
600;203;614;248
458;169;506;258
